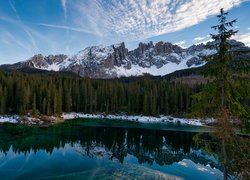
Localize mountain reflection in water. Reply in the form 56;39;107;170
0;119;223;179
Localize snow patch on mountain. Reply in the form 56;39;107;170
73;43;123;63
1;40;248;78
113;54;206;77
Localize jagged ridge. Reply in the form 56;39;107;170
1;40;249;78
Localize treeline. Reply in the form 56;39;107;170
0;71;203;116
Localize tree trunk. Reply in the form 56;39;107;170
221;85;225;110
222;138;228;180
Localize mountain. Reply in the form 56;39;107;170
1;40;249;78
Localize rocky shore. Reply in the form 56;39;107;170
0;115;64;127
0;113;215;127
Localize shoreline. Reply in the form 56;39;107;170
0;112;215;127
63;112;215;126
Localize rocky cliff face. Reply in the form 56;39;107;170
28;54;68;70
128;41;210;69
1;40;249;78
62;42;131;78
128;41;183;68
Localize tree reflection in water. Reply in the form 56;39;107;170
0;119;220;170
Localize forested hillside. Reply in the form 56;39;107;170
0;70;203;116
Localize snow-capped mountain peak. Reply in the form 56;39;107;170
1;40;248;78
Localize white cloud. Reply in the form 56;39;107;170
67;0;245;40
248;27;250;30
174;40;186;48
193;35;212;44
194;36;206;42
235;32;250;46
61;0;67;19
198;38;213;45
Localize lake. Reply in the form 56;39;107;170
0;119;223;179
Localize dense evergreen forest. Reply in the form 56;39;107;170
0;70;204;116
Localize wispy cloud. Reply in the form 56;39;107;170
8;0;20;19
68;0;245;40
72;0;108;37
61;0;67;19
35;23;96;35
5;31;32;53
0;0;248;64
8;0;38;50
235;32;250;46
0;15;67;59
0;15;18;24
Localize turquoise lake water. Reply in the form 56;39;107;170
0;119;223;179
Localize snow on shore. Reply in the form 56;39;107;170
63;113;214;126
0;115;18;123
0;113;214;126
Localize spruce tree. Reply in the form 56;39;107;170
191;8;250;179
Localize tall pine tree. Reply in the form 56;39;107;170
191;8;250;179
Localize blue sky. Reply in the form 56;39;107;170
0;0;250;64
